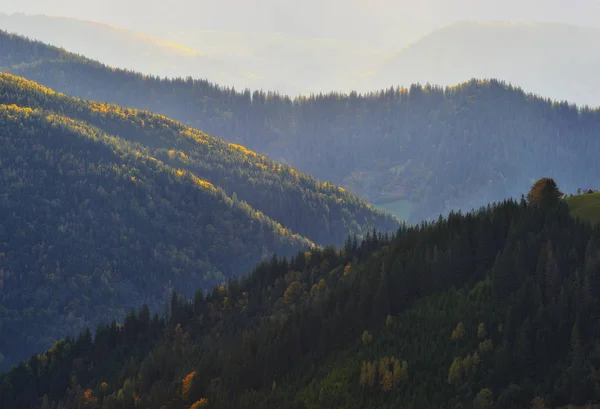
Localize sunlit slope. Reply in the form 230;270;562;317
0;73;400;246
567;191;600;225
8;30;600;225
0;72;398;371
0;100;312;370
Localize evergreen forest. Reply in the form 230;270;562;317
0;73;396;370
2;180;599;409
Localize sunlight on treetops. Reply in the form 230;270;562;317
0;73;56;96
229;143;258;157
1;104;37;120
181;128;210;145
172;168;215;190
190;175;216;192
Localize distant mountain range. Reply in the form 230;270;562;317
4;14;600;106
359;21;600;107
3;29;600;224
5;0;600;44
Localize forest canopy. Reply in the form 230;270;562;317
2;180;600;409
0;73;397;371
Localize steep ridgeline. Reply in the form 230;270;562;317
0;74;398;247
4;31;600;224
0;73;397;371
3;187;600;408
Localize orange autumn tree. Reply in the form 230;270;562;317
190;398;209;409
527;178;563;207
182;371;196;400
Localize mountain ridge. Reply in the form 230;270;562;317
5;29;600;226
0;72;398;371
362;20;600;107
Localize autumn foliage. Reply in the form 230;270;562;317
190;398;209;409
182;371;196;400
360;357;409;391
527;177;563;207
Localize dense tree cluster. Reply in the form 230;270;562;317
0;75;397;370
0;73;398;247
3;30;600;222
2;180;600;408
0;101;311;371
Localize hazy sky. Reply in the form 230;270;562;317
1;0;599;42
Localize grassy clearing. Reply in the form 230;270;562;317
567;191;600;225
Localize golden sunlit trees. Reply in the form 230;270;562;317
359;361;377;388
360;357;408;391
451;322;465;340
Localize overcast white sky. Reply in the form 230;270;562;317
1;0;599;42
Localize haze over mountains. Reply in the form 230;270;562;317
0;12;388;96
3;0;600;42
2;2;600;104
362;21;600;107
4;30;600;225
0;13;264;91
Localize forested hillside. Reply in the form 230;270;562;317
0;73;397;370
0;73;398;247
2;181;600;409
3;30;600;222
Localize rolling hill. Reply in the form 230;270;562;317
2;185;600;408
5;30;600;225
0;73;398;246
0;73;398;370
360;21;600;107
567;190;600;225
